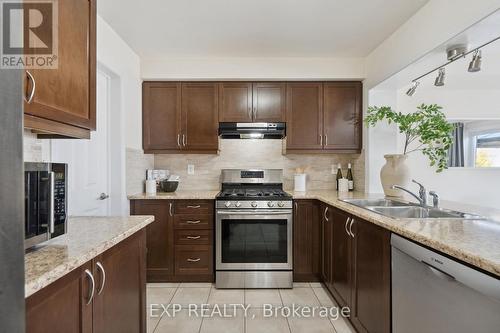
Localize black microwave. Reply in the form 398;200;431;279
24;162;68;249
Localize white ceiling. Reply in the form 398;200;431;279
98;0;429;58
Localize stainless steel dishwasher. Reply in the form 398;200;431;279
391;234;500;333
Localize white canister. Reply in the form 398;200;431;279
145;179;157;195
338;178;349;193
294;174;306;192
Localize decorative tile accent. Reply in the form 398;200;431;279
153;140;365;192
126;147;154;195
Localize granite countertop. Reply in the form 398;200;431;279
128;190;220;200
25;215;154;298
127;189;500;276
291;190;500;277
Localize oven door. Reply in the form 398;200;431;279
216;209;293;270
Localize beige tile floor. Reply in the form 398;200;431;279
147;282;356;333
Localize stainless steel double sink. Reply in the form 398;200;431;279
340;198;484;220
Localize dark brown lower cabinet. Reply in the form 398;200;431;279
350;217;391;333
26;262;93;333
130;200;174;281
131;199;214;283
320;205;391;333
293;200;321;281
26;230;146;333
93;231;147;333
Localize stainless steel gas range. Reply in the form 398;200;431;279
215;169;293;289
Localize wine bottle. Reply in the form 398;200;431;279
347;163;354;191
336;163;343;191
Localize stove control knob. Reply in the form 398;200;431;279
251;201;258;208
277;201;284;208
225;201;232;208
235;201;242;208
267;201;275;208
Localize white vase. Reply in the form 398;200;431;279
380;154;410;197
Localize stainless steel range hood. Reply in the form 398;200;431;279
218;123;286;139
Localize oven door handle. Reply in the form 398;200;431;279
217;210;292;215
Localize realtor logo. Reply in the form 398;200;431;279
1;0;58;68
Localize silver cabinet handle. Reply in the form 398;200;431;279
294;202;298;211
84;269;95;305
187;258;201;262
349;219;355;238
96;262;106;295
325;135;328;146
186;220;201;224
187;205;201;209
182;134;186;147
48;172;55;234
324;207;329;221
25;71;36;103
177;134;181;147
186;236;201;240
248;107;252;120
320;134;323;146
344;217;351;237
169;202;173;216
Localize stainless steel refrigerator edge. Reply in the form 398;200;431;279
0;55;26;331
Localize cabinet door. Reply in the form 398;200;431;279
93;230;146;333
131;200;174;281
26;262;93;333
143;82;181;152
218;82;253;122
350;218;391;333
24;0;96;130
293;200;321;282
330;208;352;308
182;83;219;151
286;83;323;150
252;83;286;122
323;82;362;152
320;205;333;289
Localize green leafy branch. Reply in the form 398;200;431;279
365;104;454;172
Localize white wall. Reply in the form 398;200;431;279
97;16;142;150
141;57;365;80
365;0;500;89
364;0;500;208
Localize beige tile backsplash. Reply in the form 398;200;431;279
153;140;365;192
126;148;155;195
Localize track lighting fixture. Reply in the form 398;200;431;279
406;81;419;96
468;50;482;72
434;68;445;86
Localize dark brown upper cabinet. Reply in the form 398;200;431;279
219;82;286;123
324;82;362;151
24;0;96;139
285;82;324;150
219;82;253;122
252;83;286;122
182;83;219;151
142;82;219;154
142;82;182;152
286;82;362;153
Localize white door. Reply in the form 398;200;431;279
52;71;111;216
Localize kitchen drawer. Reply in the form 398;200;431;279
174;215;213;229
174;245;213;275
174;200;213;215
175;230;212;245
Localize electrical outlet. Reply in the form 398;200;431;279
187;164;195;175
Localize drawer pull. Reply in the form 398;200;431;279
186;236;201;240
186;205;201;209
187;258;201;262
186;220;201;224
